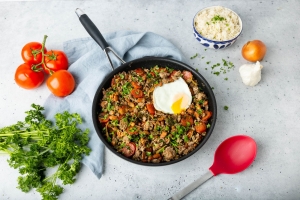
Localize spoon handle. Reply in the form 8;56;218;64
169;171;214;200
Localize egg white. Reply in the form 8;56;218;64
153;77;192;114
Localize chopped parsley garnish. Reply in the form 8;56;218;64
158;147;165;153
222;59;228;66
122;82;132;96
107;101;112;111
111;119;119;126
211;15;226;23
156;126;162;131
119;74;125;79
209;59;234;77
213;71;220;76
224;106;229;110
198;99;204;104
183;135;189;143
190;53;198;59
149;134;153;140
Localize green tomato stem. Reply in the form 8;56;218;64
31;35;54;74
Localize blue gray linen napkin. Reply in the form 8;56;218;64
43;30;186;179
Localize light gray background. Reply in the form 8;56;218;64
0;0;299;199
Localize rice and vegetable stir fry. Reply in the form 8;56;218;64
98;66;212;163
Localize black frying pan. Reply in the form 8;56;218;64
75;8;217;166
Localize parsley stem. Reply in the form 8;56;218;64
0;131;49;137
0;130;49;136
0;148;12;154
25;148;50;158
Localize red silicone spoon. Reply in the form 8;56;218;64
169;135;257;200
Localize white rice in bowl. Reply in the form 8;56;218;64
194;6;241;41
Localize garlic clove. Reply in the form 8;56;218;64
239;61;263;86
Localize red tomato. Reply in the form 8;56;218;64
127;126;139;135
21;42;47;65
146;103;155;115
99;113;109;123
134;68;145;76
131;88;144;98
181;115;194;126
14;63;44;89
44;50;69;74
202;111;212;121
131;81;142;89
195;123;207;133
111;77;116;86
46;70;75;97
122;142;136;157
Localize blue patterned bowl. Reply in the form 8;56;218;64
193;6;243;49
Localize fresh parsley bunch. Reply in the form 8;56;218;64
0;104;91;200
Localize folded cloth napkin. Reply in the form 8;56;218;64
43;30;186;179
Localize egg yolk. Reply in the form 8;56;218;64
171;96;184;114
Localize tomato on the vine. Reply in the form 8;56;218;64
21;42;47;65
44;50;69;74
46;70;75;97
14;63;45;89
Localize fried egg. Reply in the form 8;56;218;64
153;77;192;114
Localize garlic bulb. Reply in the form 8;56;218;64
239;61;263;86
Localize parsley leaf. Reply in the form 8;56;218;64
190;53;198;59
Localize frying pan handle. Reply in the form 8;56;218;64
75;8;109;50
75;8;126;70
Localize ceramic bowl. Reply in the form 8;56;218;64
193;6;243;49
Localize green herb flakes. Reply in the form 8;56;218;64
122;82;132;96
210;59;235;77
224;106;229;110
211;15;226;23
190;53;198;59
213;71;220;76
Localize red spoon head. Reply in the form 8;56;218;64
209;135;257;176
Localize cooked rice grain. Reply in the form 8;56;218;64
194;6;241;41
